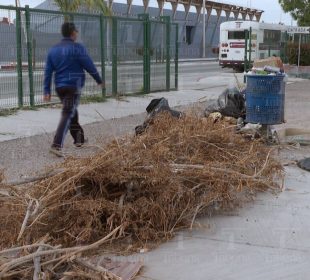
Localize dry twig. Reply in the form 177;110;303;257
0;113;282;279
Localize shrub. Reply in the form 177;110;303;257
287;42;310;66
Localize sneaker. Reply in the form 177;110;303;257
74;138;88;148
49;146;64;157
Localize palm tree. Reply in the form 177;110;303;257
54;0;111;15
54;0;82;13
83;0;112;16
54;0;112;61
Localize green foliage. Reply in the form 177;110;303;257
54;0;111;16
54;0;82;13
279;0;310;26
287;42;310;65
83;0;112;16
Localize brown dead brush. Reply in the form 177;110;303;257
0;113;283;252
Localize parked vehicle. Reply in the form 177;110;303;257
219;20;287;70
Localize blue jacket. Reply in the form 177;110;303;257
44;38;102;95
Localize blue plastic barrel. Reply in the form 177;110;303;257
245;74;285;125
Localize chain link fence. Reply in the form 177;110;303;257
115;17;144;95
0;5;179;109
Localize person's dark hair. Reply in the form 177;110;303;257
61;22;77;37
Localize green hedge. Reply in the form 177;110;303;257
287;43;310;66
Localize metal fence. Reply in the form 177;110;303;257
0;5;178;109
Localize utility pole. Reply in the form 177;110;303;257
298;33;302;70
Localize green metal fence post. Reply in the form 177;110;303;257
162;16;171;91
244;30;248;71
175;23;179;90
249;27;252;68
25;5;34;107
146;15;151;94
112;17;117;95
15;7;23;108
33;38;36;70
100;15;106;97
138;14;150;94
244;30;249;83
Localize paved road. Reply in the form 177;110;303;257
178;61;231;90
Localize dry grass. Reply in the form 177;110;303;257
0;113;283;252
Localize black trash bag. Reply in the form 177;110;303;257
205;87;246;119
297;158;310;172
135;97;183;135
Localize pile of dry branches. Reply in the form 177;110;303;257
0;227;123;279
0;113;282;278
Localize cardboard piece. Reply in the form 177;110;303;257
86;257;143;280
253;57;284;71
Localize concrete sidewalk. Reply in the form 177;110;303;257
0;89;218;142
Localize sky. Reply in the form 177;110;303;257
0;0;296;25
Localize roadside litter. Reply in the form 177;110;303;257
0;113;283;279
251;56;285;73
237;123;262;139
204;87;246;119
297;158;310;172
247;57;288;84
135;97;183;135
274;128;310;146
205;57;287;139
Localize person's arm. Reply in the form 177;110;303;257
43;52;54;101
77;44;103;85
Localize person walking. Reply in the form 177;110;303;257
44;22;103;157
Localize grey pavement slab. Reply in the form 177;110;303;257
0;89;218;142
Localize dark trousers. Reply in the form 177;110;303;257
52;87;84;148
